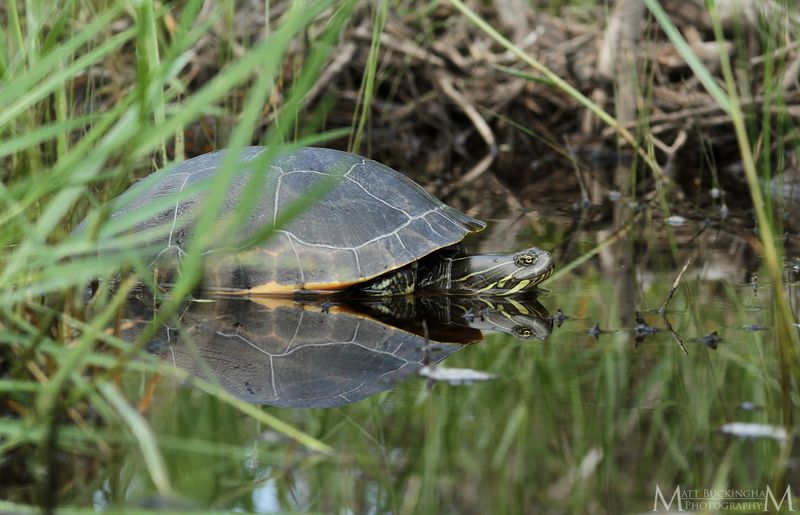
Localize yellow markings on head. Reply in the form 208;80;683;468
455;260;511;283
505;297;529;314
502;280;532;296
474;271;517;294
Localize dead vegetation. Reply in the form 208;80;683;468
257;0;799;211
19;1;800;212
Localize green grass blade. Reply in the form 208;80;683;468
0;115;94;159
131;2;331;160
98;381;173;496
34;277;135;416
349;0;387;154
643;0;731;114
0;16;133;129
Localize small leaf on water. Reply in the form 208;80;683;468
418;366;496;385
738;402;762;412
720;422;789;442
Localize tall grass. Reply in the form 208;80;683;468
0;0;359;506
2;0;799;512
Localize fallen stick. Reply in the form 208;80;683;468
659;258;692;318
659;258;692;354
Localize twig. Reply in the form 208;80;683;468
658;258;691;354
662;314;689;354
303;42;357;107
353;24;445;67
659;258;692;317
608;90;800;135
436;73;497;194
564;138;591;206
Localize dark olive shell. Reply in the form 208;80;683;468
134;297;466;408
99;147;485;292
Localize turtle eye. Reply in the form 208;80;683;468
512;326;533;339
514;253;536;267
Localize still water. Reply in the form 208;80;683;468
98;203;798;513
125;294;551;408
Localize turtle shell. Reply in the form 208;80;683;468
97;147;485;293
135;297;468;408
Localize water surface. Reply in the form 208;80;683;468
96;201;799;513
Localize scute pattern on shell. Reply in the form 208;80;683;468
158;300;462;407
99;147;485;292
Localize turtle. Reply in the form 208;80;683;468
123;293;551;407
81;147;554;295
122;294;472;408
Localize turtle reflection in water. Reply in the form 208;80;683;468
79;147;554;296
126;294;551;408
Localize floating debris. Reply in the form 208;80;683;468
320;300;333;314
658;259;692;318
418;366;497;385
720;422;789;442
742;324;769;332
666;215;687;226
572;198;593;210
552;309;567;328
702;330;721;349
633;311;658;345
738;402;762;412
634;311;657;333
607;190;622;202
588;322;602;340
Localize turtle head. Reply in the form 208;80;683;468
451;246;554;295
462;297;553;339
502;247;554;292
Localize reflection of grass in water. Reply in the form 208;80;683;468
92;275;786;513
2;1;799;514
5;267;789;512
292;277;787;513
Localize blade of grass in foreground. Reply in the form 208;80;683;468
99;381;173;496
138;0;344;315
135;0;167;166
3;294;334;455
34;277;136;417
0;15;134;129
